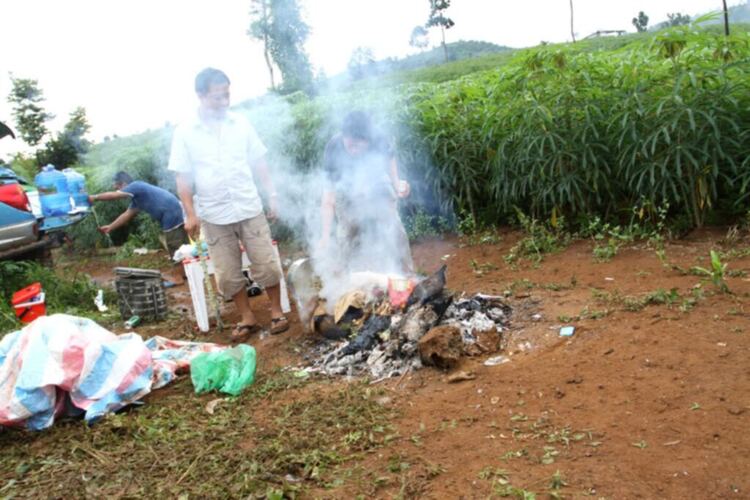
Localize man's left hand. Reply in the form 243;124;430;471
396;180;411;198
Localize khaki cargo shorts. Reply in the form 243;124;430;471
202;214;281;298
160;224;189;260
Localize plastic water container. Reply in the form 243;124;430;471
62;168;89;209
34;165;71;216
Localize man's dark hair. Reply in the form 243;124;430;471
195;68;230;95
341;111;372;141
113;171;133;185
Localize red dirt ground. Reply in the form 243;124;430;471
65;230;750;498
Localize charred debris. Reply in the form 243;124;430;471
301;265;512;379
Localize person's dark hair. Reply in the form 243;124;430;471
113;171;133;185
195;68;230;95
341;111;372;141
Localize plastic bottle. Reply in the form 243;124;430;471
34;165;72;217
62;168;89;209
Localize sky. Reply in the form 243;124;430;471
0;0;744;158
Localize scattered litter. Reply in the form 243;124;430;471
205;398;225;415
406;265;446;309
191;344;257;396
146;335;228;388
605;277;615;281
441;254;451;261
560;326;575;337
518;341;533;351
133;247;149;255
717;342;727;347
491;396;500;405
484;355;510;366
663;440;681;446
125;315;141;329
388;276;416;309
375;396;392;406
94;289;108;312
447;371;476;383
293;369;310;378
531;313;542;321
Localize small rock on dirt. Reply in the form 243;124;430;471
727;406;745;416
205;398;224;415
484;355;510;366
419;325;463;369
447;371;476;383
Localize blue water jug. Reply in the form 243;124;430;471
62;168;89;209
34;165;71;217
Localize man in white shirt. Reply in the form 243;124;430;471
168;67;288;340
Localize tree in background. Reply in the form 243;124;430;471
569;0;576;42
409;25;429;51
7;76;53;147
348;47;376;80
666;12;691;26
722;0;730;36
265;0;314;95
248;0;276;90
37;107;91;169
426;0;455;62
632;11;649;32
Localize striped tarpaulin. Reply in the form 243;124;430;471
0;314;225;430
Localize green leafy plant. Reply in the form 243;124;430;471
506;210;570;264
403;208;452;241
691;250;730;293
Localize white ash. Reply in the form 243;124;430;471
301;293;511;379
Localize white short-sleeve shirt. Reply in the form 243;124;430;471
168;110;268;225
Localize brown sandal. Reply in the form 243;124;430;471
231;323;261;343
270;316;289;335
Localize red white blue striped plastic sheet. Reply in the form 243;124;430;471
0;314;225;430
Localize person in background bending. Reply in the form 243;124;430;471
89;171;187;285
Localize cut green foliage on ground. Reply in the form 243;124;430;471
0;372;397;497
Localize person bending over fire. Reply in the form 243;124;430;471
169;67;289;341
89;171;188;285
319;111;414;275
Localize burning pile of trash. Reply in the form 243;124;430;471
289;262;512;380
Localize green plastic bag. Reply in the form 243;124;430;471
190;344;257;396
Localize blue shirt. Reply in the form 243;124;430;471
121;181;184;230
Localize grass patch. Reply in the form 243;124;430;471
0;371;397;497
0;260;109;335
505;211;570;266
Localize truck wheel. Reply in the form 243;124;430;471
32;246;54;267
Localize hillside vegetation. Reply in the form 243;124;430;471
79;23;750;250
